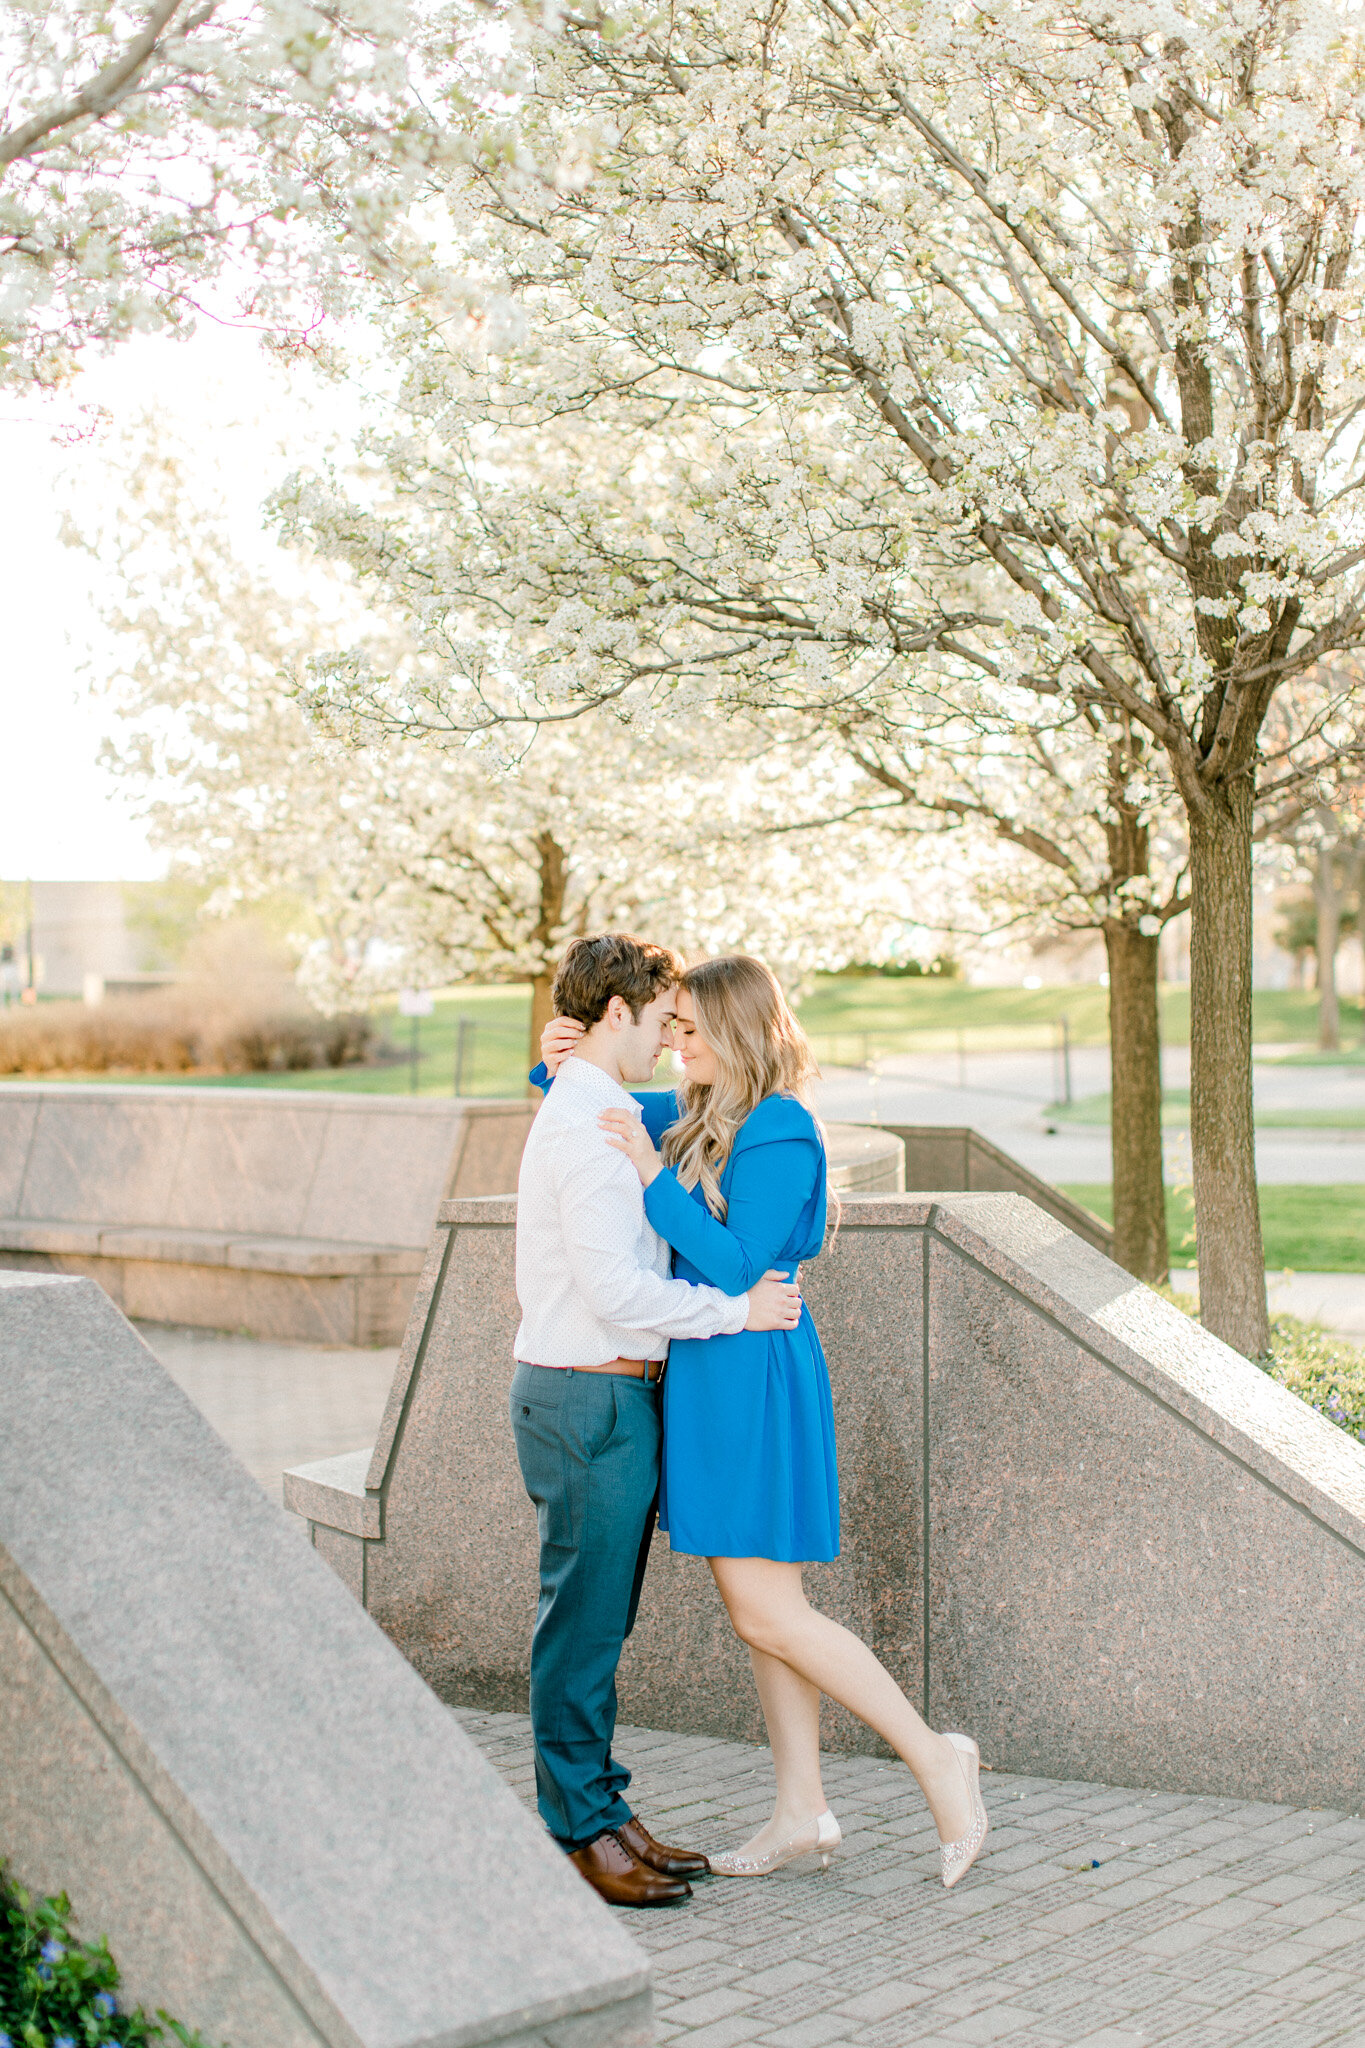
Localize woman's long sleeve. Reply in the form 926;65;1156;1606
636;1089;680;1145
528;1062;678;1145
642;1134;820;1293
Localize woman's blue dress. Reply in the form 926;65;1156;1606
643;1093;840;1562
527;1068;840;1561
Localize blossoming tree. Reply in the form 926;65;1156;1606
815;703;1189;1282
296;0;1365;1351
87;437;942;1066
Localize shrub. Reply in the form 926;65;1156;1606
1263;1314;1365;1444
0;1864;216;2048
1160;1287;1365;1443
0;997;374;1077
838;956;961;979
0;918;377;1078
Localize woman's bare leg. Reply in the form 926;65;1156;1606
728;1647;828;1861
711;1555;974;1844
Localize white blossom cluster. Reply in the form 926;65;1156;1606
283;0;1365;838
1;0;512;389
81;428;957;1001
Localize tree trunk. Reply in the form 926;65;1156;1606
1188;782;1269;1355
1314;845;1341;1052
1105;923;1168;1283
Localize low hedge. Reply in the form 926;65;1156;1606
0;1867;214;2048
1263;1313;1365;1444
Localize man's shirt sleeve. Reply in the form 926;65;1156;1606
553;1136;748;1339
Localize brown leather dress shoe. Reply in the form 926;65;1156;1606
617;1814;711;1879
569;1830;692;1907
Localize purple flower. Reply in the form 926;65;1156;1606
55;2035;76;2048
41;1939;64;1963
93;1995;117;2019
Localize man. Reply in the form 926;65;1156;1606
511;932;802;1907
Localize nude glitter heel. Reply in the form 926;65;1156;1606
939;1732;988;1890
709;1809;842;1876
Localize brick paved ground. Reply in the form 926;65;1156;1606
455;1709;1365;2048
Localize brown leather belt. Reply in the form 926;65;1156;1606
527;1357;665;1383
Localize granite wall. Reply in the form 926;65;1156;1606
889;1124;1114;1256
0;1272;648;2048
0;1087;536;1341
0;1092;894;1340
289;1193;1365;1810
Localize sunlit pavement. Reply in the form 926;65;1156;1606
137;1321;396;1514
460;1707;1365;2048
1166;1271;1365;1344
135;1323;1365;2047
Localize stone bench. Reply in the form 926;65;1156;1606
289;1190;1365;1811
0;1085;535;1344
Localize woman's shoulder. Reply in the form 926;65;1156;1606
733;1093;823;1151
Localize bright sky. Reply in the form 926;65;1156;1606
1;320;338;882
1;399;142;880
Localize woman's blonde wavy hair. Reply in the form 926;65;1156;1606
660;955;821;1220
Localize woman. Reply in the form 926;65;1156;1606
539;954;987;1887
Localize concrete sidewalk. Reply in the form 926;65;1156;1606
459;1707;1365;2048
138;1322;396;1506
813;1054;1365;1187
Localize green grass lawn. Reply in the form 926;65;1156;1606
794;975;1362;1057
1063;1183;1365;1271
796;977;1112;1054
355;986;534;1096
1051;1089;1365;1129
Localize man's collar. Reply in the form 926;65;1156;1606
557;1054;635;1107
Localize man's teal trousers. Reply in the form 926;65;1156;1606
510;1361;661;1846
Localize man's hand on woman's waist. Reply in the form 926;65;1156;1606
745;1272;802;1332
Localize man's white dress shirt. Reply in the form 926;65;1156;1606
514;1055;749;1368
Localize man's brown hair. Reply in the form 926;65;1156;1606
551;933;684;1028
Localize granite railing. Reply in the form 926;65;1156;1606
0;1272;647;2048
289;1192;1365;1811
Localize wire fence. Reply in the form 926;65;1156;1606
385;1010;1085;1101
377;1011;532;1096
